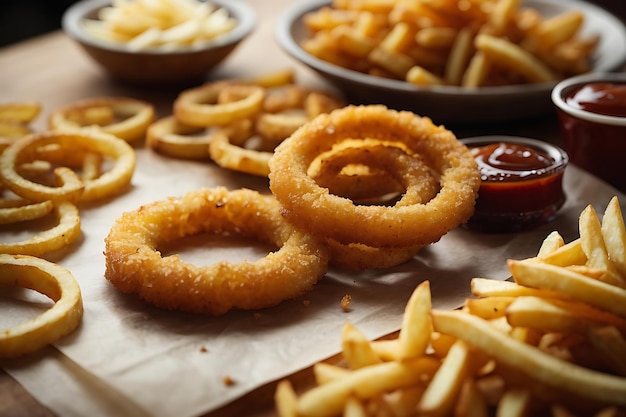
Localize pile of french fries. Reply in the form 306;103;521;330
301;0;599;87
82;0;237;51
275;196;626;416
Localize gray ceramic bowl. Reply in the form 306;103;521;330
276;0;626;125
62;0;256;85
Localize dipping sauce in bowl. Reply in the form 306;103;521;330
461;136;568;233
552;73;626;193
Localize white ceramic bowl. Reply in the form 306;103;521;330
276;0;626;125
62;0;256;85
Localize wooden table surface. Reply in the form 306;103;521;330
0;1;620;416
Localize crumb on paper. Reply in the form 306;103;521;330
340;294;352;312
200;346;208;353
223;376;236;386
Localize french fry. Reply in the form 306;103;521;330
463;296;515;320
539;238;586;267
601;196;626;279
505;296;626;334
431;310;626;406
508;259;626;318
445;27;475;85
313;362;351;385
296;357;439;417
397;280;432;360
343;397;367;417
275;380;298;417
406;65;446;86
474;34;557;83
537;230;565;258
470;277;564;299
494;388;531;417
341;321;382;369
461;51;490;88
487;0;523;35
534;11;584;49
416;340;475;415
415;27;457;48
367;47;415;78
579;205;625;287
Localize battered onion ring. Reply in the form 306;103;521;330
48;97;155;142
327;239;425;270
173;81;265;127
0;201;81;256
310;142;439;206
308;143;439;269
146;115;211;160
0;254;83;359
103;187;329;316
1;129;136;203
268;105;480;248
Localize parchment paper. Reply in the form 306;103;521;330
2;141;624;417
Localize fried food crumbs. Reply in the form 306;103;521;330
340;294;352;312
223;376;236;386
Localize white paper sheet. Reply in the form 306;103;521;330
2;147;624;417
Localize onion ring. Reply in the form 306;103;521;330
268;105;480;248
310;141;439;206
307;142;439;269
0;200;81;256
0;102;42;123
0;254;83;358
48;97;155;142
104;187;329;316
0;196;54;225
173;81;265;127
1;129;136;203
208;121;273;177
146;115;212;160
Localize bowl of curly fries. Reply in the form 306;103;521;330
276;0;626;125
62;0;256;85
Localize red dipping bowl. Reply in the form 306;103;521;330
551;72;626;193
461;136;568;233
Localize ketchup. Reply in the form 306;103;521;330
565;82;626;117
472;142;555;182
462;138;568;233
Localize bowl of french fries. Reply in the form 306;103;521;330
276;0;626;125
62;0;256;85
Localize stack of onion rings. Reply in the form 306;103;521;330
104;187;329;316
149;75;345;176
1;128;136;257
268;105;480;269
